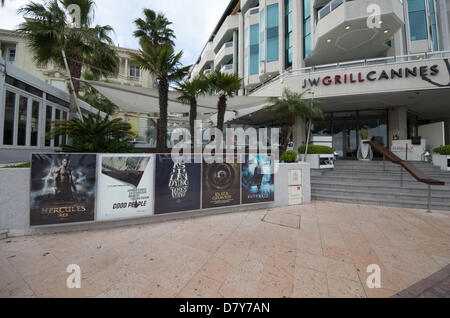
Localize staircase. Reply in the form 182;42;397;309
311;160;450;211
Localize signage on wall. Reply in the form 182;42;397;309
241;154;275;204
30;154;96;226
154;154;202;215
301;63;442;89
202;161;241;209
96;154;155;221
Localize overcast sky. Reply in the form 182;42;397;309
0;0;229;66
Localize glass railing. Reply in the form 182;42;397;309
203;69;212;75
221;64;233;72
318;0;344;21
245;7;259;17
251;50;450;92
217;41;234;57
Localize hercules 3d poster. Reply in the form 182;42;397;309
30;154;96;226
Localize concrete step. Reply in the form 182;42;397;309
312;188;450;204
0;230;8;240
311;180;450;195
311;174;450;185
311;194;449;211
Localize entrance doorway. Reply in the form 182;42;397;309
312;110;388;159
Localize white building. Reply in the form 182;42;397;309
190;0;450;158
0;29;154;90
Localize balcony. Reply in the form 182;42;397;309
215;41;234;68
220;64;234;74
241;0;259;15
197;41;215;73
203;69;212;75
307;0;405;66
213;14;239;53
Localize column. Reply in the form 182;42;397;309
292;115;306;152
238;12;245;96
388;106;408;148
279;0;285;74
233;30;238;74
292;0;304;69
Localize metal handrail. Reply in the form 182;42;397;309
365;141;445;212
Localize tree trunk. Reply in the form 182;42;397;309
67;54;83;119
189;98;197;149
158;77;169;153
282;125;293;153
217;94;227;131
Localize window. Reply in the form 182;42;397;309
285;0;293;69
267;4;279;62
31;101;40;147
45;106;52;147
244;27;249;78
3;91;16;145
54;109;61;147
303;0;312;58
17;96;28;146
407;0;428;41
6;76;43;98
129;65;140;78
8;49;16;62
250;24;259;75
260;9;265;67
429;0;438;50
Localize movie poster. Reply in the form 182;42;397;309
154;154;201;214
241;154;275;204
97;154;155;221
202;161;241;209
30;154;96;226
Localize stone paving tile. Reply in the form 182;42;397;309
0;201;449;298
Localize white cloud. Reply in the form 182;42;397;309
0;0;229;66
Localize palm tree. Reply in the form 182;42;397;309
207;70;242;131
133;8;175;48
17;0;119;118
52;112;135;153
175;75;209;147
265;89;324;153
130;43;189;152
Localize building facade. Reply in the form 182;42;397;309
190;0;450;158
0;29;154;90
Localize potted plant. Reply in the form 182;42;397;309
281;150;298;163
432;146;450;171
357;129;373;161
298;145;335;169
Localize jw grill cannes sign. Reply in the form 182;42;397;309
301;64;441;89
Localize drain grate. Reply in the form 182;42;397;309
261;211;301;230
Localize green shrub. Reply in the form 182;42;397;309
298;145;334;155
281;150;298;163
433;146;450;155
360;129;369;140
4;162;31;168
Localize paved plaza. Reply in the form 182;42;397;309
1;202;449;298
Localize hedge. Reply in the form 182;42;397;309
298;145;335;155
433;146;450;155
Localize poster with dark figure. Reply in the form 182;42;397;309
202;161;241;209
242;154;275;204
97;154;155;221
30;154;96;226
154;154;201;214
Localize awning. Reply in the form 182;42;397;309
80;80;271;122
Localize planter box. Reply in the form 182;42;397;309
432;154;450;171
300;154;334;169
